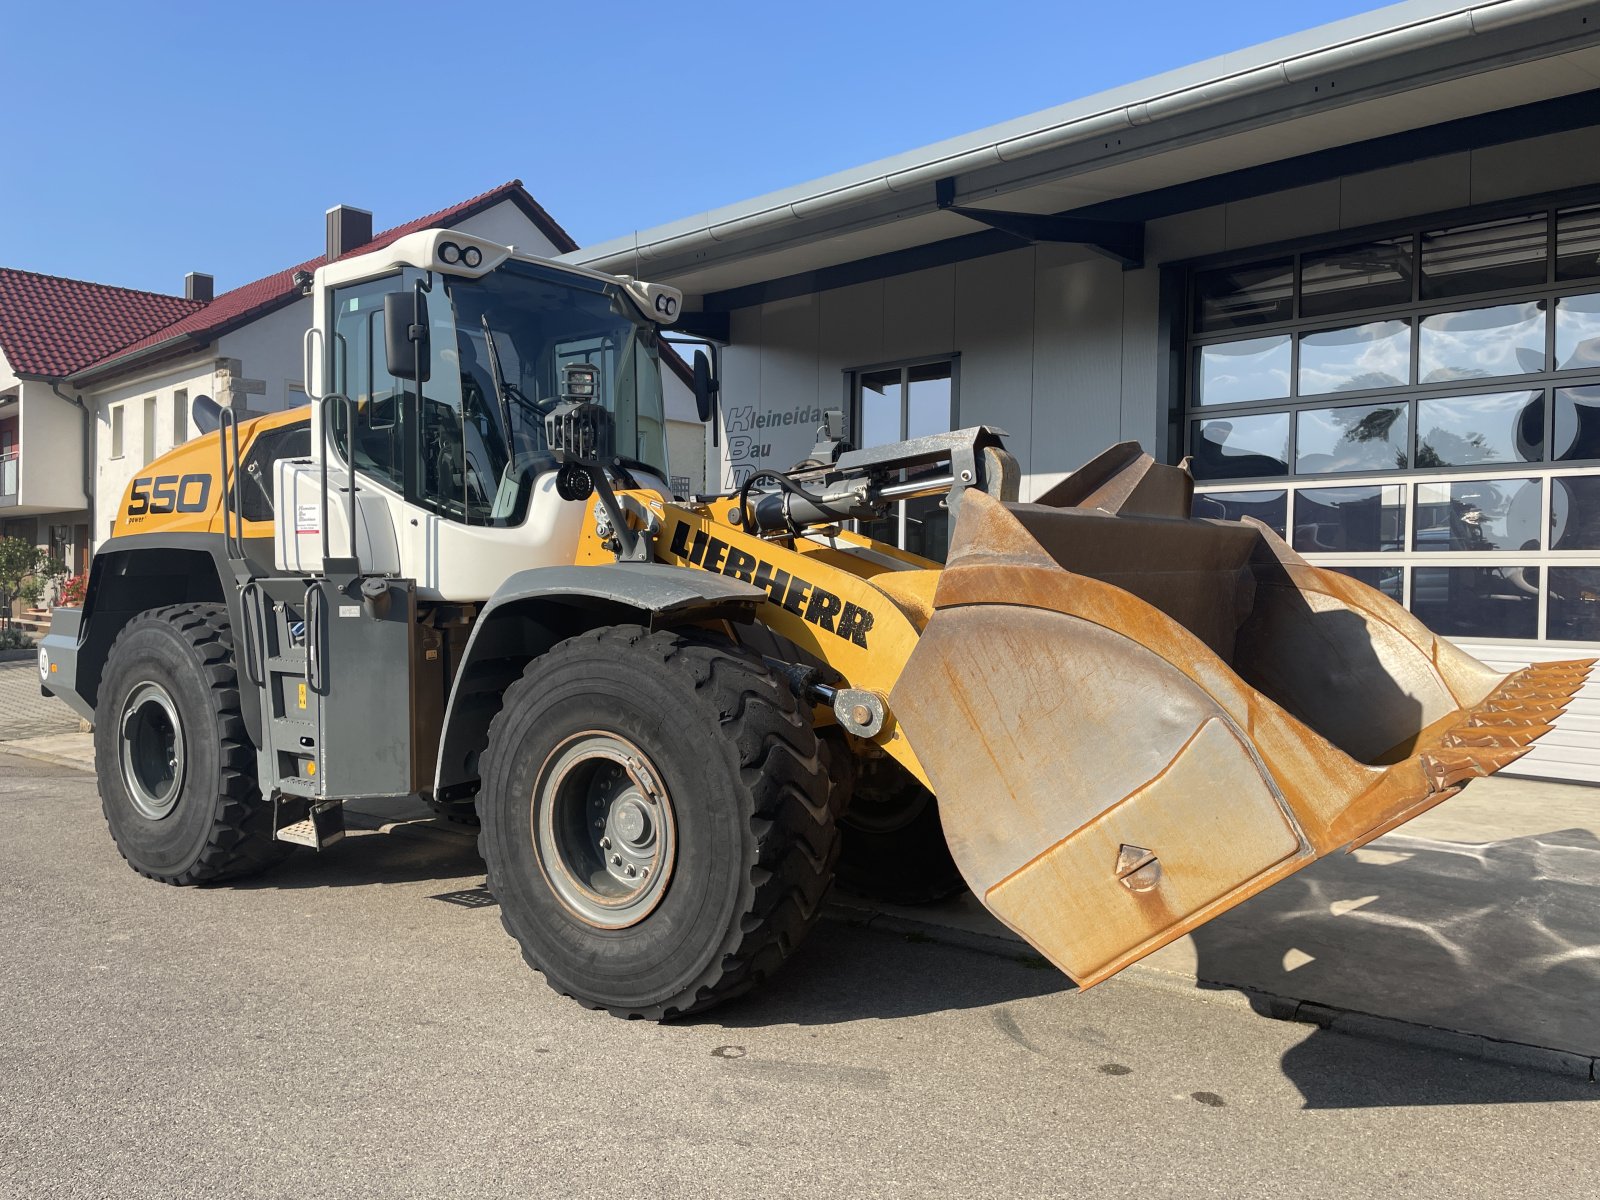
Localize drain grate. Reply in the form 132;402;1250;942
431;884;498;909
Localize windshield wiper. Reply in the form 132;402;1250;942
479;315;518;454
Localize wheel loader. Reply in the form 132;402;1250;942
40;228;1593;1019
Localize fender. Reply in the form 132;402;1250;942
431;564;765;799
40;532;266;743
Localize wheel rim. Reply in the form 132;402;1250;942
532;732;676;929
119;681;186;820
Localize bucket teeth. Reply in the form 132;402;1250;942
1442;725;1552;749
1468;710;1566;727
1418;744;1531;792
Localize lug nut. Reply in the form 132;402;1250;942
625;865;637;878
599;836;611;850
611;854;622;867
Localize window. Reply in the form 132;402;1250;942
109;405;124;459
142;396;157;462
173;389;188;447
330;262;669;528
849;357;957;559
1188;197;1600;644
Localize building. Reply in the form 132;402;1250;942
563;0;1600;781
0;270;200;576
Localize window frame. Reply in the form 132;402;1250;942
1181;184;1600;645
844;353;960;554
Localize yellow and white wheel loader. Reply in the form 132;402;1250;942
41;230;1593;1018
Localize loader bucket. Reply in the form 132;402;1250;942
890;446;1593;989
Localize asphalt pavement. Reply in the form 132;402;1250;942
2;752;1598;1200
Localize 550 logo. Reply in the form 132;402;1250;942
126;473;212;518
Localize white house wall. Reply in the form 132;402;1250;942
18;381;90;513
453;204;561;257
90;357;218;541
216;297;314;415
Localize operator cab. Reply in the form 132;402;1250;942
288;231;683;599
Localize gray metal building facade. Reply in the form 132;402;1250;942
566;0;1600;780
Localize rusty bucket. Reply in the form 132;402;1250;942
891;447;1593;989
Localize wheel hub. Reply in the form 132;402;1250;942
118;681;187;821
534;733;675;929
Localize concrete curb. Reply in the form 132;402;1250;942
12;754;1594;1081
0;648;40;663
0;743;93;772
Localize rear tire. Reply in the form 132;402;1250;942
94;603;288;885
478;625;837;1019
836;755;967;906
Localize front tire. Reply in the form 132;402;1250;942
94;603;287;885
479;625;837;1019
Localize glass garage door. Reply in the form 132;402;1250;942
1186;203;1600;648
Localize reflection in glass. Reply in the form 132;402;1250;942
1552;476;1600;551
1300;238;1413;319
1195;337;1291;405
1193;259;1294;333
1555;292;1600;371
1295;404;1409;474
1293;485;1405;553
1327;565;1403;603
1299;320;1410;395
905;361;953;441
1415;391;1543;466
1548;568;1600;642
1191;490;1286;536
858;369;901;449
1189;413;1290;481
1420;214;1547;300
1556;206;1600;282
1554;386;1600;461
1414;478;1541;553
1410;566;1540;639
1418;302;1545;382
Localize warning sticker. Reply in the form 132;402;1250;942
296;503;320;534
297;681;307;710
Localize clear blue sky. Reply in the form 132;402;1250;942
0;0;1388;296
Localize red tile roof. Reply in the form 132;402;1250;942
71;180;579;382
0;269;203;378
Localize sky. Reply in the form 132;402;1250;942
0;0;1394;297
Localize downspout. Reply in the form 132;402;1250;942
48;378;95;555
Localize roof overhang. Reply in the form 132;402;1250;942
561;0;1600;299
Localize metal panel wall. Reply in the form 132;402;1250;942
1030;246;1125;499
952;249;1038;478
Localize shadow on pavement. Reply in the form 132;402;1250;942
1275;1024;1598;1109
1187;826;1600;1108
230;824;484;891
687;918;1072;1028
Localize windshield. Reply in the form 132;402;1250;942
439;263;668;525
332;261;668;529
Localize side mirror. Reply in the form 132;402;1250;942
383;290;431;383
191;393;223;435
692;349;719;423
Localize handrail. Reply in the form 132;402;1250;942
305;581;328;694
316;393;359;572
217;407;246;562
